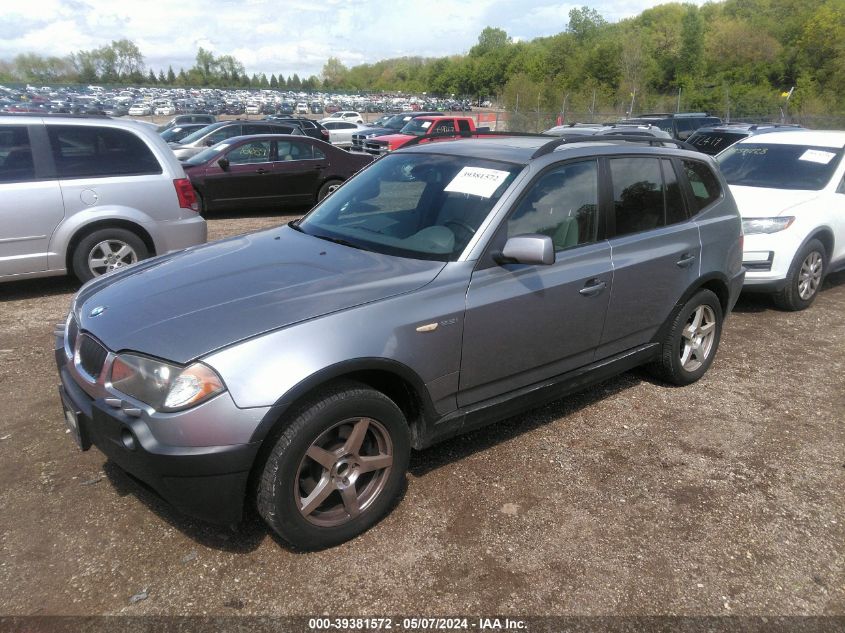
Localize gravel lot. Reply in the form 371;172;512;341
0;210;843;617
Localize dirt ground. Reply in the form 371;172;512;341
0;210;843;618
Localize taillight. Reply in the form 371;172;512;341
321;129;330;139
173;178;198;212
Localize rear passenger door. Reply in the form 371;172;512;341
597;156;701;358
459;159;613;406
271;139;323;205
0;124;65;276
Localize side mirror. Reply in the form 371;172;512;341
498;234;555;266
677;130;692;140
217;157;229;171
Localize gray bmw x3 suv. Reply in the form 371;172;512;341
56;135;744;549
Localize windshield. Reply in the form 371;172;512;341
184;142;230;165
718;143;843;190
398;119;434;137
296;153;522;262
161;126;197;143
386;114;413;130
688;131;746;155
178;123;220;145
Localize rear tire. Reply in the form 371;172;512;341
772;238;826;311
649;289;723;386
256;381;410;550
71;228;148;283
317;179;342;202
195;191;207;218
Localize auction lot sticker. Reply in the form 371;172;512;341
445;167;511;198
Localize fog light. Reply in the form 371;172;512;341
121;429;137;451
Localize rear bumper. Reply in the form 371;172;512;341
150;215;207;254
727;268;746;314
56;347;259;526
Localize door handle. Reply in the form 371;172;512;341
579;280;607;297
676;254;696;268
256;168;269;174
314;164;325;170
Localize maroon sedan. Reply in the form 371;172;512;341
181;134;372;214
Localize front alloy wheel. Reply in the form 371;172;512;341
295;417;394;527
773;238;827;311
257;381;409;550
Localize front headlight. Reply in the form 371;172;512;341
742;217;795;235
109;354;225;412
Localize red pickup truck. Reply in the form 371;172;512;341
359;116;489;156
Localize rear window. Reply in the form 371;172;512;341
47;125;161;179
688;131;746;155
717;143;843;190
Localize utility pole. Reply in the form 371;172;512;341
590;89;596;122
677;87;682;113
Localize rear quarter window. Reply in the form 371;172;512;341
682;159;722;212
47;125;161;179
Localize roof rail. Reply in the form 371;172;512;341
530;134;696;159
0;112;111;119
398;130;551;148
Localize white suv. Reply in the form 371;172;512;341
0;114;207;283
718;130;845;310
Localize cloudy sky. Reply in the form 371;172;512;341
1;0;688;78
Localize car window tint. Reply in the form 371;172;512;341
458;120;471;133
208;125;240;144
47;125;161;179
609;157;665;236
276;140;312;161
0;126;35;183
226;141;271;164
682;159;722;212
434;121;455;134
663;159;687;224
507;160;599;251
313;146;326;160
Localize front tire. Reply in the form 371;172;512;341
71;228;148;283
772;239;826;311
649;289;723;386
317;179;342;202
257;381;410;550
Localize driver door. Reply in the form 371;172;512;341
458;159;614;406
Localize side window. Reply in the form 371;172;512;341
47;125;161;179
276;140;312;161
0;126;35;183
226;141;271;165
682;159;722;212
662;159;688;225
313;146;326;160
457;120;471;133
507;160;599;251
609;157;664;236
207;125;240;144
434;121;455;135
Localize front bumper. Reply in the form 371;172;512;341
55;335;261;526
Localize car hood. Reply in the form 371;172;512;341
355;127;393;137
74;225;446;364
727;185;823;218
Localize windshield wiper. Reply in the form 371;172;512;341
311;233;360;249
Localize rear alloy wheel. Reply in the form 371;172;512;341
317;179;342;202
649;289;723;386
772;239;826;311
71;228;148;282
257;381;409;550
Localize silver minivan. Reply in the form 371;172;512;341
0;114;207;283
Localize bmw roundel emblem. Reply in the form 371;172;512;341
89;306;108;318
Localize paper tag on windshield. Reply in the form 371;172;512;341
420;121;431;129
799;149;836;164
445;167;510;198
